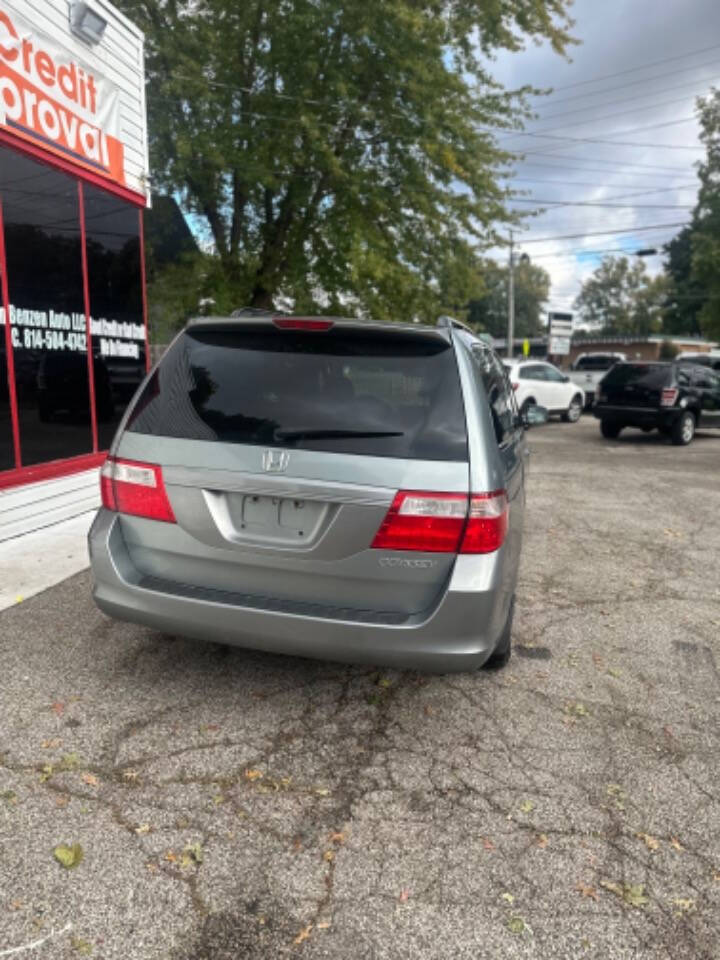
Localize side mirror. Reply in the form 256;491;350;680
522;404;549;429
561;374;570;382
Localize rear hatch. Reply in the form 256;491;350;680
112;319;470;620
600;363;672;408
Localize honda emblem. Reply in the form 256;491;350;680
262;449;290;473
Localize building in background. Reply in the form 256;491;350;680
0;0;148;489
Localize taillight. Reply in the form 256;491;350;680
371;490;507;554
661;387;679;407
511;382;519;391
100;457;176;523
461;491;509;554
272;317;334;331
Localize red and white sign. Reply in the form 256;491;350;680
0;4;125;186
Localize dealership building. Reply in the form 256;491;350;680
0;0;148;495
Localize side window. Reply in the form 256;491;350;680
519;364;542;380
542;364;566;382
692;367;716;389
470;346;514;446
677;367;691;387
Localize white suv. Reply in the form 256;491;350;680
504;360;585;422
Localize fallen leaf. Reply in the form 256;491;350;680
398;888;410;903
636;832;660;852
53;843;84;869
314;788;330;797
423;705;435;717
183;842;203;865
330;831;346;845
245;769;264;782
41;738;62;749
600;880;648;908
164;851;178;863
50;701;65;716
1;789;18;804
293;923;313;946
70;936;92;955
135;824;151;835
81;773;99;787
122;769;139;782
316;920;331;930
592;653;604;667
566;702;589;718
199;723;221;734
606;668;622;679
576;883;598;900
59;753;81;771
10;899;23;910
323;850;335;863
670;837;684;852
55;795;70;808
672;897;695;915
536;834;549;849
519;800;535;814
501;892;515;904
506;916;527;935
482;837;495;852
377;675;392;689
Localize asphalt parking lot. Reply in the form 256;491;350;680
1;416;719;960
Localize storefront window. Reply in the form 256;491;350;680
0;149;92;467
83;185;146;450
0;146;147;476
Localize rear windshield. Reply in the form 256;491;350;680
127;325;468;461
575;355;619;371
602;363;672;389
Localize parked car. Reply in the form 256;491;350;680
89;315;548;672
594;361;720;444
676;352;720;372
503;359;584;422
568;352;626;408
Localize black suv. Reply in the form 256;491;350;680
594;361;720;445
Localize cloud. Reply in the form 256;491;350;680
483;0;720;318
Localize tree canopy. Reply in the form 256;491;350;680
116;0;574;321
573;256;669;336
468;257;550;337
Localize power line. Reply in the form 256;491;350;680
501;117;701;152
515;91;707;134
519;221;690;245
532;42;720;94
537;56;720;109
510;198;693;209
516;154;691;174
504;176;696;191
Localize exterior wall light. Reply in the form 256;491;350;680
69;2;108;44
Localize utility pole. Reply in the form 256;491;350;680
507;231;515;359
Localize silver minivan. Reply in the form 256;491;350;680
89;315;542;672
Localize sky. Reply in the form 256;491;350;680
485;0;720;321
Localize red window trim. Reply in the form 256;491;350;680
0;452;107;491
0;193;22;468
0;128;148;209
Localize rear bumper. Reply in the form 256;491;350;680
593;405;682;428
88;510;512;673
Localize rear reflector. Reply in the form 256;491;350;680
512;382;519;391
660;387;679;407
371;490;507;554
272;317;334;331
100;457;176;523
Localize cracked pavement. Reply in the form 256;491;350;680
1;416;719;959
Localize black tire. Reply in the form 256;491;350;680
671;410;695;446
520;398;536;417
483;597;514;670
561;394;583;423
640;425;654;433
600;419;622;439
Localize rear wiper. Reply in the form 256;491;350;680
274;428;404;441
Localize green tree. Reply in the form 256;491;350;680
116;0;574;321
689;88;720;340
663;227;704;336
574;256;669;335
467;258;550;337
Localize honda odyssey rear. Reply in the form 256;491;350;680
89;316;528;672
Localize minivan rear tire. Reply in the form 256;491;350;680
484;596;514;670
671;411;695;446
